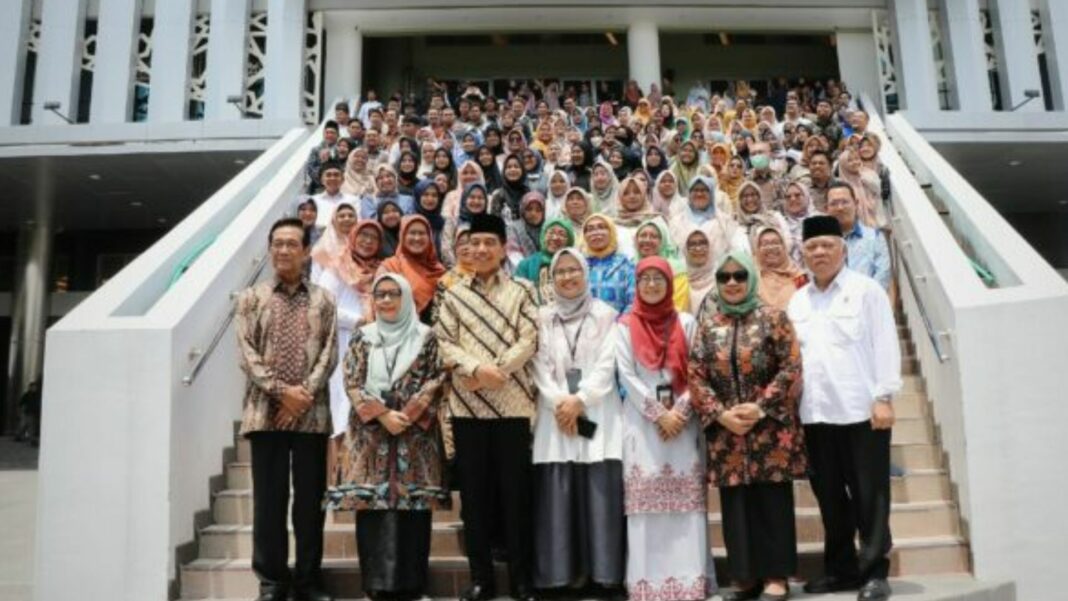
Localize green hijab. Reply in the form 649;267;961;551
635;217;687;275
515;216;575;282
714;249;761;317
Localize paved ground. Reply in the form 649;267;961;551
0;437;37;601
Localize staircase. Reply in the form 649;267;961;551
178;317;969;600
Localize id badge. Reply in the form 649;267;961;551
565;368;583;394
656;383;674;408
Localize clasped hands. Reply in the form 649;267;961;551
554;395;585;437
716;402;765;436
274;384;313;429
457;363;508;392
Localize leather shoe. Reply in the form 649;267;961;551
857;578;892;601
294;586;333;601
803;575;861;594
460;583;497;601
511;585;538;601
255;592;286;601
722;584;763;601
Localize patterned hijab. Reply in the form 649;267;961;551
335;220;383;294
360;274;430;397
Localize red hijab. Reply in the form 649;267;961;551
379;214;447;313
623;256;689;396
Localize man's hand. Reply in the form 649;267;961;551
475;364;507;390
456;374;482;392
279;385;313;418
718;407;759;436
378;410;411;436
871;400;895;430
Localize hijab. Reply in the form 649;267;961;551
413;178;446;255
459;182;489;223
580;213;618;259
478;145;503;192
563;186;595;231
623;257;689;395
614;176;659;228
334;220;384;311
360;273;430;397
546;169;571;217
686;176;720;223
547;248;594;323
753;225;804;311
670;140;701;192
510;190;547;257
311;203;355;271
635;216;687;276
342;149;376;197
590;162;620;216
496;153;530;218
735;180;779;229
682;225;717;312
644;145;668;181
376;198;403;257
715;249;761;318
379;214;447;313
651;170;684;216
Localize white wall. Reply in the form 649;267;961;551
836;31;883;113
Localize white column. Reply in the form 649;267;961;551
147;0;195;122
627;21;661;95
991;0;1044;111
1039;0;1068;111
264;0;306;121
204;0;251;121
835;32;883;114
89;0;142;123
31;0;89;125
0;0;33;125
323;19;360;105
890;0;940;113
939;0;992;111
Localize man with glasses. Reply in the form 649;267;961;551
434;213;540;601
235;218;339;601
825;182;890;291
787;215;900;601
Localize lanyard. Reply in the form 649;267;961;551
555;314;589;363
379;335;400;382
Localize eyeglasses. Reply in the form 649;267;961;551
356;231;380;242
373;290;403;301
686;238;710;249
715;270;749;284
552;267;584;280
638;274;668;286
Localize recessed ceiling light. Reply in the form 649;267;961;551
157;217;168;224
234;159;246;165
88;173;102;180
1008;160;1022;167
129;201;143;207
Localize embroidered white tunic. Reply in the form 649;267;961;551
314;267;369;436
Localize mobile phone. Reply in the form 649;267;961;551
576;416;598;439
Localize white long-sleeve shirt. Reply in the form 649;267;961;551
787;267;902;425
532;299;622;464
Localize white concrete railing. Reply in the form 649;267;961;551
863;94;1068;600
34;113;327;601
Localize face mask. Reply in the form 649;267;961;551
590;136;604;147
751;155;770;170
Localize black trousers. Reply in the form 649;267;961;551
804;422;893;581
356;509;432;595
248;431;328;594
452;417;533;592
719;482;797;582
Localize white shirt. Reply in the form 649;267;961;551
312;190;358;228
787;267;901;425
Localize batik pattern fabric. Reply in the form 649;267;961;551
236;279;338;436
326;331;450;511
688;306;806;487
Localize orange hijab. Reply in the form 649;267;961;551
378;214;447;312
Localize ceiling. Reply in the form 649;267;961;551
933;141;1068;214
0;150;261;231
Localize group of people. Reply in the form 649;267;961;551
236;77;901;601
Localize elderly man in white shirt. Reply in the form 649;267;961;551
787;215;901;601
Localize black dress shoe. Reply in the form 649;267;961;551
294;586;333;601
722;584;763;601
460;583;497;601
255;593;286;601
857;578;891;601
511;585;538;601
803;575;861;594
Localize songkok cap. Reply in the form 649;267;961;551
469;213;507;242
802;215;843;241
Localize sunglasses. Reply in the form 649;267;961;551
715;270;749;284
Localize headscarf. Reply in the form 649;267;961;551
496;153;530;218
477;145;503;192
634;216;686;276
342;148;376;197
580;213;618;259
516;216;575;283
334;220;384;310
644;145;668;181
379;214;447;313
590;162;620;216
670;140;701;192
651;169;684;216
563;186;595;231
376;198;403;257
546;169;571;217
622;257;688;396
359;273;430;398
752;225;804;311
686;175;720;223
509;190;547;257
311;203;356;271
709;143;732;178
614;176;659;228
681;225;717;311
782;181;814;263
547;248;594;322
714;249;761;318
735;180;780;229
459;182;489;223
413;178;446;257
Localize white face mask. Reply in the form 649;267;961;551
590;136;604;147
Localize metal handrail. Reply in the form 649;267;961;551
181;253;270;385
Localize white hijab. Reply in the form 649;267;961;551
359;274;430;398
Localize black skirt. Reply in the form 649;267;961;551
356;509;432;595
719;482;798;582
532;460;626;589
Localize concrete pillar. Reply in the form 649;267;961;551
890;0;940;113
90;0;142;123
939;0;992;111
147;0;196;122
204;0;251;121
627;21;661;95
1039;0;1068;111
835;31;883;114
324;20;360;105
991;0;1044;111
0;0;33;125
31;0;89;125
264;0;307;121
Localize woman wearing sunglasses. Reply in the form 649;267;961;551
687;250;805;601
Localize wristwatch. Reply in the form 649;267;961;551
874;394;893;404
